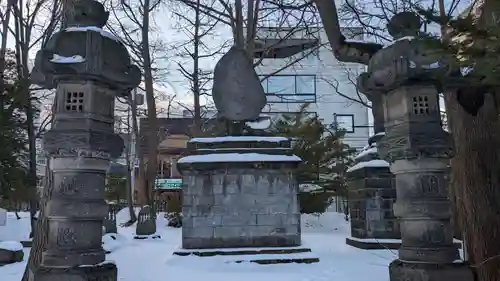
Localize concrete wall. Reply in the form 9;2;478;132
182;168;300;249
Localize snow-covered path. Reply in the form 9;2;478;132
0;211;396;281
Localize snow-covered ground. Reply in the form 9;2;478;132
0;210;399;281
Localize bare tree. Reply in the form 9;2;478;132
8;0;61;243
173;0;327;136
113;94;140;226
0;0;15;93
6;0;62;279
107;0;167;206
169;0;231;135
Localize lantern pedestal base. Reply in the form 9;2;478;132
389;259;473;281
29;261;117;281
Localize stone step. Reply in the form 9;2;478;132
172;249;320;265
173;246;312;257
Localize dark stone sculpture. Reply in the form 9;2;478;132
29;0;140;280
357;13;453;95
31;0;141;92
212;47;267;134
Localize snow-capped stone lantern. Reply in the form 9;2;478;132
345;132;399;249
30;0;140;280
356;12;472;281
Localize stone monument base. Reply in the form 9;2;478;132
30;261;117;281
173;246;319;265
389;260;474;281
345;237;401;250
183;235;300;249
178;136;302;250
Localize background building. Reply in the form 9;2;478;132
254;26;370;150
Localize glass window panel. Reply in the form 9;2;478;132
294;95;316;102
267;76;295;95
295;75;316;94
335;115;354;132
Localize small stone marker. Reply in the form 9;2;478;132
0;208;7;226
134;206;160;239
103;204;118;234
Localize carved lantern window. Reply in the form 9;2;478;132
65;91;85;112
412;96;430;115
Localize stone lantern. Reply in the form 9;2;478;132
357;12;472;281
30;0;140;280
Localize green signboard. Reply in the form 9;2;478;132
155;178;183;190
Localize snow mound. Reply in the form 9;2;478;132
102;233;127;253
246;116;271;130
301;212;350;234
0;241;23;251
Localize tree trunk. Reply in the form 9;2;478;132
21;159;52;281
192;0;201;136
130;91;141;209
26;92;38;238
142;0;158;206
124;95;137;225
444;90;500;281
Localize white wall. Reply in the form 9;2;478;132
254;28;370;150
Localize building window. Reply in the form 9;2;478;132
260;75;316;103
333;114;355;133
295;75;315;94
157;160;170;179
267;76;295;95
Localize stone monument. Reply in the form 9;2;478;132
178;137;302;249
175;47;316;264
345;129;400;250
355;12;473;281
211;47;267;135
30;0;140;279
103;204;118;234
134;205;160;239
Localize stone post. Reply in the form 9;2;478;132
356;12;473;281
30;0;140;280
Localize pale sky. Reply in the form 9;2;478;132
4;0;471;122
